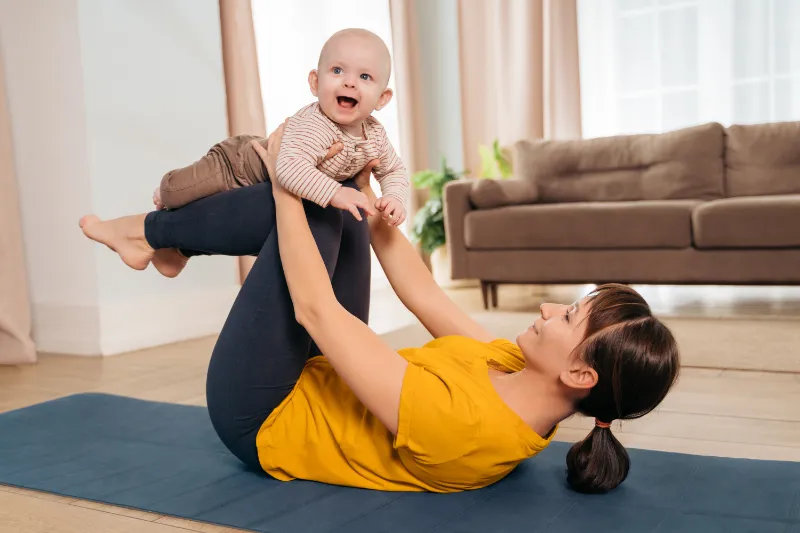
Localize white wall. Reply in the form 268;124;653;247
0;0;239;355
414;0;465;173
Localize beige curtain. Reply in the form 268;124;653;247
219;0;267;282
0;51;36;365
388;0;432;263
388;0;429;181
457;0;582;177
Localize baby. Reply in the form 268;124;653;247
154;28;408;229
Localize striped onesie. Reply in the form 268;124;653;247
158;102;408;210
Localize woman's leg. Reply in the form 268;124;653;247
79;179;369;468
77;181;277;274
333;202;371;322
206;198;343;470
307;201;371;357
145;180;276;257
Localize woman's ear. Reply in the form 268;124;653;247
560;364;598;392
308;70;319;97
374;87;393;111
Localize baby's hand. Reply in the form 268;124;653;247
375;197;406;227
330;187;376;221
153;187;164;211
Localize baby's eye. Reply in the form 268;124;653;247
360;73;371;81
333;67;343;75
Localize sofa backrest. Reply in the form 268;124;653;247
513;122;725;203
724;121;800;197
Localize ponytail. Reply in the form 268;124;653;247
562;283;680;493
566;424;629;494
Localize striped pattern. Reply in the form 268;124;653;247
276;103;408;207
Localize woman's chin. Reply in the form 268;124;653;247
517;328;536;346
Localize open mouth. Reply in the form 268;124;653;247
337;96;359;109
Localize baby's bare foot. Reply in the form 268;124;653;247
152;248;189;278
79;214;153;271
153;187;164;211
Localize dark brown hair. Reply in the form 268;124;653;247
565;283;680;494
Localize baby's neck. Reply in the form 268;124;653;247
338;120;366;139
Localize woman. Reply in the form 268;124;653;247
79;123;680;494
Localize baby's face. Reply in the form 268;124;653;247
311;33;392;128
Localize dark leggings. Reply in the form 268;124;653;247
144;179;370;470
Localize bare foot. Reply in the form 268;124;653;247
153;187;164;211
79;214;154;271
152;248;189;278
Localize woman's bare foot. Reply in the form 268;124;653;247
152;248;189;278
79;214;154;271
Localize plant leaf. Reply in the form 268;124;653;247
477;145;496;179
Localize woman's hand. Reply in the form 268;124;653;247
251;121;298;199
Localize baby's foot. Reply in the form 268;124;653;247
152;248;189;278
79;214;154;271
153;187;164;211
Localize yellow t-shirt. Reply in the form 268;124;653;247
255;335;557;492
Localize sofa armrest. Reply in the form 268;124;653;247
443;179;474;280
469;178;539;209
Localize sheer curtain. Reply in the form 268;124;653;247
252;0;401;287
458;0;583;178
577;0;800;138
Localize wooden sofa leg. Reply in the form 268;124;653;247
480;281;489;310
490;284;498;309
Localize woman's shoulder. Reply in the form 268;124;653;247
418;334;500;350
398;335;487;366
408;335;525;372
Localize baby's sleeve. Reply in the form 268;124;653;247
371;127;409;207
276;114;343;207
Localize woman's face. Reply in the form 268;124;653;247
516;297;591;379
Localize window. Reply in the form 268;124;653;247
577;0;800;138
253;0;401;288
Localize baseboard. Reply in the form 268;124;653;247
31;303;102;356
32;285;240;356
98;285;239;356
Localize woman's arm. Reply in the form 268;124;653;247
251;129;408;435
358;176;494;343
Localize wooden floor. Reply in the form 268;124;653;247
1;284;799;533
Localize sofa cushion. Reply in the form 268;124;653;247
469;178;539;209
464;200;700;250
692;195;800;249
724;121;800;197
512;122;725;203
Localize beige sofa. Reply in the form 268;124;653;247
443;121;800;309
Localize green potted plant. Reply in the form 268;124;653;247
409;145;513;286
410;157;465;284
476;138;513;179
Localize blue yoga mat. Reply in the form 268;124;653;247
0;394;798;533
